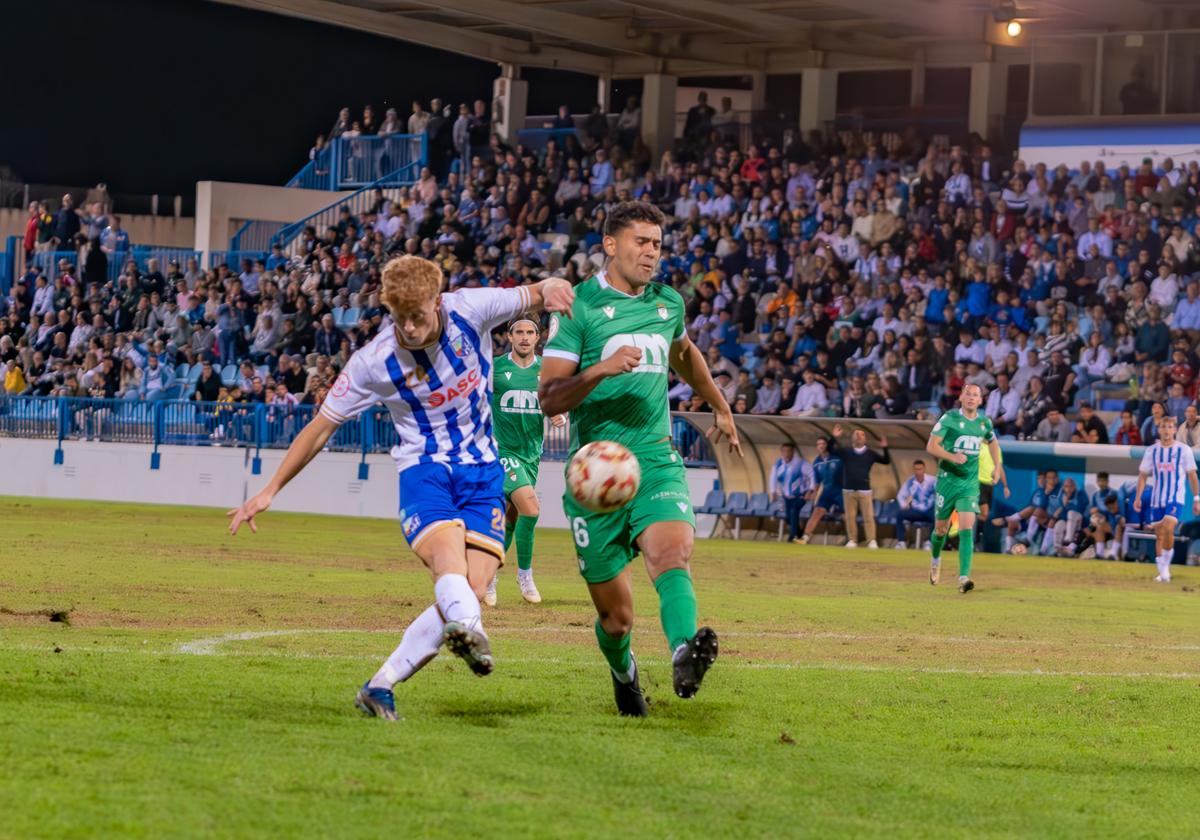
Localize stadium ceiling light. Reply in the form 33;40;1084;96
1006;20;1023;37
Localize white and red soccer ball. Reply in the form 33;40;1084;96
567;441;641;513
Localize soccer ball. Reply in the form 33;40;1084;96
566;441;641;513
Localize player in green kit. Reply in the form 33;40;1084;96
486;317;567;606
925;382;1005;593
539;201;741;717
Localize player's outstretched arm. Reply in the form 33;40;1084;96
525;277;576;318
538;350;639;416
227;413;340;535
669;336;741;455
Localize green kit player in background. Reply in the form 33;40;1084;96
486;318;567;606
925;382;1004;593
538;201;741;717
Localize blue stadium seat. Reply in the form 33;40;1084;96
220;365;238;387
695;490;726;515
175;363;190;381
723;492;750;539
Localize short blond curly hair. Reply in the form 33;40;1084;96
381;255;443;315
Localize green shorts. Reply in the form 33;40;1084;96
500;454;539;499
563;446;695;584
935;474;980;521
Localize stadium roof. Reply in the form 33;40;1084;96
213;0;1189;76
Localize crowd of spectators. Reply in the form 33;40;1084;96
6;91;1200;451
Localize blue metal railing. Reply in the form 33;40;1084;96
29;247;202;283
270;160;422;252
208;250;270;272
229;220;281;253
286;135;427;191
0;396;716;467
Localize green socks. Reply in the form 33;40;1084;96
653;567;698;651
959;530;974;578
503;520;515;552
514;515;537;571
930;531;946;561
595;621;633;681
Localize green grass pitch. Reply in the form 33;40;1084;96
2;497;1198;838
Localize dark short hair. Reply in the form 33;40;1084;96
508;315;540;333
1097;471;1109;480
604;201;665;238
913;459;925;466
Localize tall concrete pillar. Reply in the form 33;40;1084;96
492;65;528;146
800;68;837;136
641;73;678;162
969;61;1008;141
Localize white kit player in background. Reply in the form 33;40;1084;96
226;255;574;720
1133;414;1200;583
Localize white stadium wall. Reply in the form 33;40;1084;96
0;438;718;533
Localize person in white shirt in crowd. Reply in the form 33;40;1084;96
1149;262;1180;312
770;442;815;543
943;161;971;205
752;373;781;415
982;324;1013;373
829;221;858;264
140;353;175;400
1077;218;1113;260
1073;330;1112;392
894;459;937;549
954;329;986;366
986;371;1021;436
785;369;829;417
1011;349;1045;397
1173;281;1200;341
871;303;901;338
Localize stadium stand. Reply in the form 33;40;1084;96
4;95;1200;477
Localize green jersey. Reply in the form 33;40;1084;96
544;272;686;455
931;409;995;480
491;352;544;463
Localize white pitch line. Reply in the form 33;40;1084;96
172;626;1200;654
6;639;1200;680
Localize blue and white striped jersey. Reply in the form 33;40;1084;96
1139;441;1198;508
320;286;532;471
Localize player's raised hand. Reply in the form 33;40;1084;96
831;423;844;438
878;434;888;448
227;489;273;535
602;345;641;376
540;278;575;319
551;413;568;428
707;408;743;457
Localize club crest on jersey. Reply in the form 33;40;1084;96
450;335;472;359
602;305;615;319
504;371;512;380
657;304;669;320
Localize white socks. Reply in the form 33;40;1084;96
1157;551;1173;580
435;573;485;634
369;604;445;689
